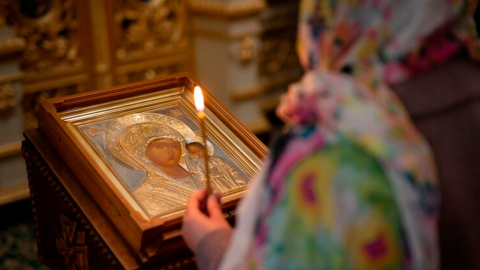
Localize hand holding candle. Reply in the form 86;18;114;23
194;86;212;199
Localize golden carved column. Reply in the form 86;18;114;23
110;0;191;86
87;0;113;88
0;9;28;204
2;0;90;130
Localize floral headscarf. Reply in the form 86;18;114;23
219;1;480;269
297;0;480;84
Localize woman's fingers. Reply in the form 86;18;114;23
206;193;224;220
186;189;207;213
182;191;232;252
214;193;222;207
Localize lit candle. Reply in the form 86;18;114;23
194;86;212;197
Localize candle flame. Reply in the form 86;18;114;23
194;86;204;112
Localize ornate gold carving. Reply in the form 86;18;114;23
0;2;10;29
23;83;86;130
89;1;112;88
17;0;53;20
21;139;45;264
85;127;99;137
105;112;197;172
0;16;6;29
102;112;247;217
169;109;183;117
188;0;266;16
258;28;299;76
55;214;89;270
0;141;21;159
22;137;120;268
114;0;187;60
0;37;26;57
3;0;82;73
238;35;255;65
0;72;24;83
0;81;15;116
117;63;187;84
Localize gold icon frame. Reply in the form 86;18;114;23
38;73;267;254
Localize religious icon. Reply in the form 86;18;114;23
38;74;267;253
82;111;249;217
185;138;248;192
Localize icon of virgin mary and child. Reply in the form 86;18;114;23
105;113;248;217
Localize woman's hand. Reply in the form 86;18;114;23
181;189;232;252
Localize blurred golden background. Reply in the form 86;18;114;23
0;1;301;268
0;0;301;207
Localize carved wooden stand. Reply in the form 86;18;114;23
22;129;197;270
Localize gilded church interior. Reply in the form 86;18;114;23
0;0;300;206
0;0;300;268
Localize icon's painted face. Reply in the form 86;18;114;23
187;144;204;162
146;138;182;168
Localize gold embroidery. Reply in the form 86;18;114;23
85;127;99;137
103;112;248;217
169;109;183;117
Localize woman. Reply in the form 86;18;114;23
182;0;480;269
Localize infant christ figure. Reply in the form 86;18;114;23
186;142;248;193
